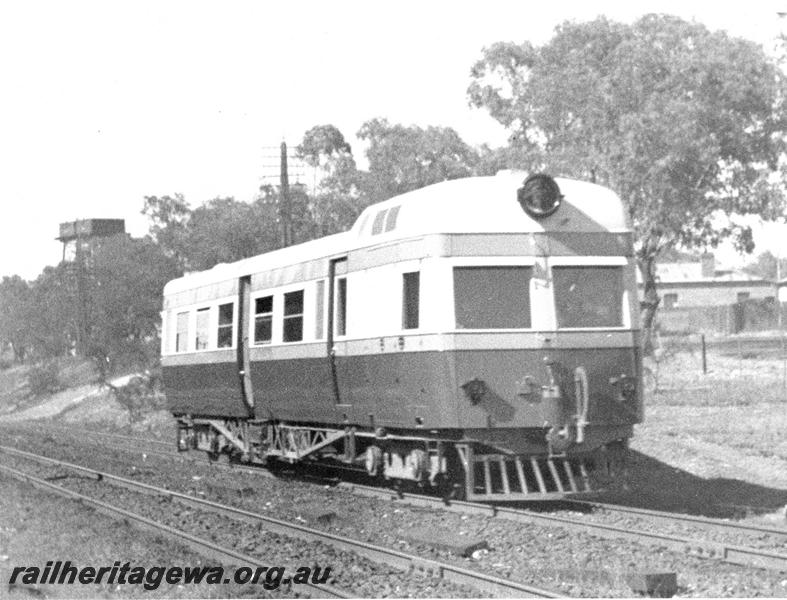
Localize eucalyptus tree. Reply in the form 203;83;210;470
296;124;363;236
357;118;481;204
0;275;33;362
468;14;787;347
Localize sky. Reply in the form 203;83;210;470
1;0;787;280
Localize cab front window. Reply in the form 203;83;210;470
553;266;623;328
454;266;532;329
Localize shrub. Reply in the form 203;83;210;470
28;361;61;397
111;373;166;422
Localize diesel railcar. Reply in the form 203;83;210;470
161;172;643;500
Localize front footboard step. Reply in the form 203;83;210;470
401;527;488;557
458;446;593;501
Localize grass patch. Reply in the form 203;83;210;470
632;347;787;506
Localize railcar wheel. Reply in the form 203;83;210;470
449;481;467;502
439;446;468;502
207;436;220;462
407;448;428;480
434;472;466;503
364;445;383;477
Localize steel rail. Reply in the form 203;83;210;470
29;423;171;450
0;445;562;599
565;499;787;540
6;425;787;572
338;483;787;572
0;463;350;599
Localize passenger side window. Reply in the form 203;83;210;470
195;308;210;350
254;296;273;345
283;290;304;342
175;311;189;352
217;303;233;348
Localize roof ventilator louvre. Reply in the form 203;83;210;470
371;209;387;235
384;205;400;232
370;205;400;235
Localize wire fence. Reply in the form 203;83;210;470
258;146;318;193
656;299;787;336
644;331;787;406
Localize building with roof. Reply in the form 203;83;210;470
640;253;781;334
648;253;775;309
778;277;787;303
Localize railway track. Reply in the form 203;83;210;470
6;423;787;576
29;423;787;571
0;444;561;599
36;423;172;450
565;498;787;546
342;484;787;572
0;460;349;598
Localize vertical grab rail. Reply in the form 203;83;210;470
327;257;347;405
237;275;255;417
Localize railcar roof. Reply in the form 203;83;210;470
164;173;629;295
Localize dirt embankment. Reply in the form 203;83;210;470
0;358;174;438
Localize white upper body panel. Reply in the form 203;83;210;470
352;172;629;239
163;173;629;297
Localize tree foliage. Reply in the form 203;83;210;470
297;124;353;168
468;14;787;344
141;193;190;268
141;194;288;271
28;265;75;359
2;118;486;374
743;250;787;280
0;275;33;362
185;196;280;271
86;235;181;370
357;118;481;204
296;124;364;237
0;236;180;371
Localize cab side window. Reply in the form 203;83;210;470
335;278;347;336
402;272;420;329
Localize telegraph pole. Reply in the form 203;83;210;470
779;252;786;394
777;10;786;393
260;141;312;248
280;141;293;248
74;222;89;356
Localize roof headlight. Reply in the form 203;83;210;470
517;173;563;218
